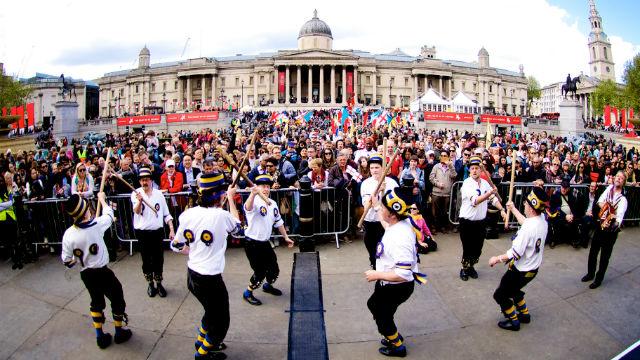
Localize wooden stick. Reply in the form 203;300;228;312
221;129;259;207
216;146;270;203
382;138;388;170
95;148;112;216
504;157;518;229
107;165;158;215
357;147;400;228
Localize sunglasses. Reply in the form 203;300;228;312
78;168;86;172
266;164;275;168
410;207;419;210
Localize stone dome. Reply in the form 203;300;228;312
478;47;489;57
139;46;150;56
298;10;333;39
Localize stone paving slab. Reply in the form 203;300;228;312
0;227;638;360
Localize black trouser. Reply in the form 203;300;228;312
580;215;595;247
493;266;537;311
367;281;414;337
364;221;385;269
431;195;450;231
551;217;581;245
459;218;486;268
136;228;165;281
0;219;20;264
244;238;279;289
587;228;618;283
188;269;229;346
80;266;126;315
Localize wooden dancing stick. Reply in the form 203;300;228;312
357;147;400;228
216;146;270;203
382;138;388;170
95;147;112;216
106;165;158;215
221;129;259;207
504;157;517;230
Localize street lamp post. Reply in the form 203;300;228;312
241;80;244;109
162;92;166;114
220;88;225;110
114;95;120;117
389;83;392;108
38;93;43;128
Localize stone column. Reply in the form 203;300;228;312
330;65;336;105
424;75;428;90
211;75;217;108
186;77;192;110
308;66;312;104
413;76;418;100
177;78;183;110
254;72;258;106
448;78;452;99
353;67;358;104
439;76;443;96
319;66;324;104
124;83;130;113
342;66;347;105
295;66;301;104
285;66;290;104
201;76;206;107
497;84;502;111
372;72;377;105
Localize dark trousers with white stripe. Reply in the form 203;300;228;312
459;218;486;268
367;281;414;337
188;268;229;346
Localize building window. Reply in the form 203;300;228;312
120;88;124;96
606;66;611;73
196;81;201;90
461;81;466;90
163;81;167;91
235;77;239;87
489;84;493;93
366;75;370;85
376;76;381;86
221;77;226;87
174;81;178;90
503;88;507;96
604;47;608;60
592;47;596;59
390;77;395;86
111;90;114;97
260;75;264;84
249;76;253;86
151;83;156;92
135;85;139;93
404;77;409;87
473;83;477;91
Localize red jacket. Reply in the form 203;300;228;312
160;171;184;193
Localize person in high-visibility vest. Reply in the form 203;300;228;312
0;172;19;269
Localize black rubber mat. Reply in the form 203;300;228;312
287;252;329;360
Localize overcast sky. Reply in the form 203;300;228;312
1;0;638;86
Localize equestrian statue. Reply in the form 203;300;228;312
561;73;581;100
60;74;77;101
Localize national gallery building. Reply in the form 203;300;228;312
96;11;528;116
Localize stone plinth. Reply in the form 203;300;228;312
53;101;79;139
559;99;584;136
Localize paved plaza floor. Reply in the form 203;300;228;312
1;228;639;360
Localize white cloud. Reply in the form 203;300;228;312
1;0;637;86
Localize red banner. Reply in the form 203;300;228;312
1;107;6;116
27;102;35;128
9;107;17;129
346;71;354;98
621;108;627;129
166;111;219;123
423;111;474;122
17;106;24;128
604;105;611;126
480;114;521;125
117;115;161;126
278;71;285;96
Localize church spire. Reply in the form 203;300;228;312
587;0;615;81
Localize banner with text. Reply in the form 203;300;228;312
423;111;474;122
278;70;285;97
480;114;521;125
117;115;161;126
166;111;219;123
346;71;354;98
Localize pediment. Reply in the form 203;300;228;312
276;49;358;60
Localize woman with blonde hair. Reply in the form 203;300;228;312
307;158;328;189
71;162;94;198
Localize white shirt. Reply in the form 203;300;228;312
598;185;628;228
353;148;376;162
361;176;399;222
244;195;284;241
506;214;548;271
131;188;172;230
172;206;241;276
459;176;497;221
375;219;418;284
61;207;114;271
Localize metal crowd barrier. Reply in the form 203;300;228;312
448;181;640;226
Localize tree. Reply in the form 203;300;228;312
526;76;541;115
622;53;640;111
591;79;621;116
0;74;31;110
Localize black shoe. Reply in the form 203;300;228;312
195;352;227;360
498;319;520;331
262;283;283;296
147;283;157;297
589;281;602;289
243;291;262;306
549;242;556;249
97;333;112;349
581;274;594;282
195;342;227;351
581;243;589;249
517;313;531;324
467;267;478;279
114;328;132;344
380;334;404;348
378;345;407;357
459;269;469;281
11;262;23;270
156;283;167;298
